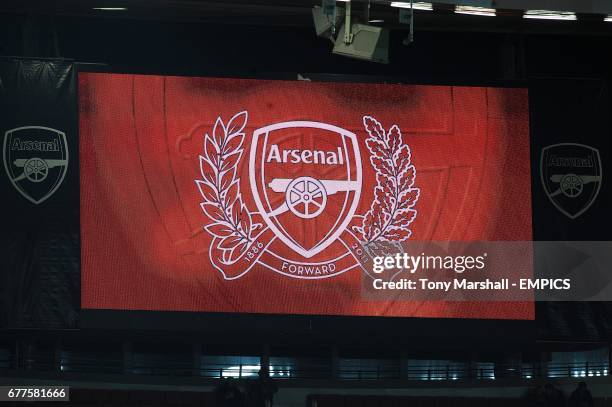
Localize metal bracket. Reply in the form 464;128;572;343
344;1;353;44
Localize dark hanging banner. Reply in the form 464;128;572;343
530;79;612;342
530;79;611;240
0;58;79;329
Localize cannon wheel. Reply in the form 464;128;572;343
23;157;49;183
560;173;583;198
285;177;327;219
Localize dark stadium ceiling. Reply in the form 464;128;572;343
1;0;612;35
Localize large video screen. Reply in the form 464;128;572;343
80;73;533;320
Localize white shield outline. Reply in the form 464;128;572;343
3;126;69;205
540;143;602;220
249;121;362;259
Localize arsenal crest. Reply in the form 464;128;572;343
196;112;419;280
541;143;602;219
250;121;362;259
3;126;69;204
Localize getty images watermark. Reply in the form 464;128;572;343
359;241;612;302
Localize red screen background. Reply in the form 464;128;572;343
80;73;533;320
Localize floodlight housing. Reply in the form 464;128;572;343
332;23;390;64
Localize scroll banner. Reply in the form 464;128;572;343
0;59;79;329
80;73;533;320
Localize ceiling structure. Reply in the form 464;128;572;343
433;0;612;14
0;0;611;35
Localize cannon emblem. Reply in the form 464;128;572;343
3;126;69;204
541;143;602;219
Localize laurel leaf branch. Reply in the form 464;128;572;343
196;111;259;261
355;116;420;244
